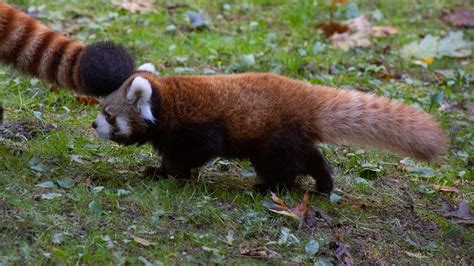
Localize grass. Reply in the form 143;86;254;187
1;0;473;264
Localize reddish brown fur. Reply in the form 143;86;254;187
131;72;447;161
0;3;86;91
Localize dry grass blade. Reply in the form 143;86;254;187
239;246;282;259
433;185;459;193
111;0;154;13
131;235;155;247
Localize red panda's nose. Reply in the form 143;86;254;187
92;121;97;129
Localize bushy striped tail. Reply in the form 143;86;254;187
315;88;448;161
0;3;134;96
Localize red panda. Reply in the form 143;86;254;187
0;2;134;96
92;64;448;195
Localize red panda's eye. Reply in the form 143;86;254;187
103;111;112;119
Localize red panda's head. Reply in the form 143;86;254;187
92;64;158;145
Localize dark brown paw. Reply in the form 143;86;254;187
315;180;333;197
252;183;272;194
143;167;168;179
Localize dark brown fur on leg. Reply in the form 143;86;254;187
250;132;304;194
143;166;168;179
304;146;334;196
161;156;192;180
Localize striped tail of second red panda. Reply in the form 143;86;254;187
0;2;135;96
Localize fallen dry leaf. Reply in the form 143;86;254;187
263;201;299;219
292;192;310;218
333;242;354;265
442;200;474;225
401;31;472;59
271;192;287;207
131;235;155;246
348;15;372;32
434;69;455;80
371;64;403;80
325;15;399;51
263;192;310;220
405;251;429;259
315;22;349;38
111;0;154;13
239;246;282;259
442;10;474;28
423;57;434;65
313;205;333;223
433;185;459;193
329;31;372;51
75;96;100;106
457;100;474;115
412;57;434;67
371;26;400;37
331;0;348;5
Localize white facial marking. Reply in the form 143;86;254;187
138;63;156;73
116;116;131;136
127;76;156;122
94;113;112;139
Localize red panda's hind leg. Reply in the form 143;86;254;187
303;146;334;196
250;133;306;193
143;166;170;180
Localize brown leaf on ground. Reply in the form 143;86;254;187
166;3;190;11
75;96;100;106
315;22;349;37
111;0;154;13
271;192;287;207
332;241;354;265
329;31;371;51
348;15;372;31
131;235;155;246
313;205;333;223
439;99;474;115
373;65;403;80
292;192;310;218
457;100;474;115
434;69;455;80
442;10;474;27
331;0;348;5
433;185;459;193
371;26;400;37
442;200;474;226
262;200;298;219
239;246;282;259
263;192;310;220
326;15;399;51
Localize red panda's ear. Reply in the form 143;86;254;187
138;63;156;73
127;76;152;104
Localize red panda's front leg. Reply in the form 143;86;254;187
143;156;192;180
